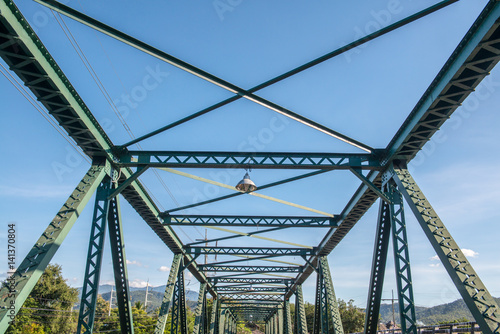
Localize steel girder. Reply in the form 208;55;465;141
171;269;188;334
387;183;417;334
77;177;113;333
364;199;392;334
164;215;338;227
119;151;380;170
154;254;183;334
200;265;302;273
209;298;219;334
0;163;107;331
391;166;500;334
284;300;293;334
215;286;287;292
209;278;294;285
107;193;135;334
286;0;500;300
312;257;344;334
295;285;308;334
220;294;283;302
194;283;208;334
186;247;315;256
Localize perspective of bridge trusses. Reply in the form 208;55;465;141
0;0;499;334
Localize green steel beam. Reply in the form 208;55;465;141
319;257;344;334
154;254;183;334
387;182;417;334
391;165;500;334
77;176;113;333
383;0;500;164
284;300;293;334
171;268;187;334
215;287;287;293
165;170;328;213
295;285;308;334
120;151;380;170
35;0;373;152
107;194;135;334
364;199;392;334
220;294;283;302
186;247;315;256
200;266;302;273
165;215;337;227
209;278;294;285
0;163;107;332
193;283;207;334
219;309;227;334
201;254;294;267
209;298;219;334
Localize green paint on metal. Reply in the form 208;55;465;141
108;194;135;334
319;257;344;334
154;254;182;334
200;265;302;273
295;285;308;334
364;199;391;334
194;283;207;334
167;215;337;228
186;247;315;256
171;268;187;334
209;299;219;334
77;176;113;333
387;182;417;334
392;166;500;334
0;163;107;332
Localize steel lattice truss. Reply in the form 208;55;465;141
1;0;500;334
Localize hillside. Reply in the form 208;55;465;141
379;297;500;325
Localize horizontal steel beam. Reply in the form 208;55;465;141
163;215;338;227
209;278;294;285
119;151;382;170
199;265;302;273
215;286;287;292
185;246;315;256
220;294;283;301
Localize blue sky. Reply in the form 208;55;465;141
1;0;499;310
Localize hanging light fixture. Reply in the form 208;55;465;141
235;169;257;193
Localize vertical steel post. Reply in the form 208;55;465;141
295;285;308;334
387;182;417;334
194;283;207;334
320;257;344;334
278;307;284;334
284;300;293;334
0;164;107;332
391;165;500;334
77;176;113;333
154;254;183;334
219;308;227;334
107;193;135;334
209;299;219;334
171;268;187;334
364;198;392;334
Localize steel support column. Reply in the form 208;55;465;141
313;257;344;334
154;254;183;334
209;299;219;334
278;308;284;334
219;309;227;334
387;182;417;334
77;176;113;333
295;285;308;334
107;193;134;334
194;283;208;334
364;199;392;334
171;266;188;334
391;165;500;334
0;163;107;332
284;300;293;334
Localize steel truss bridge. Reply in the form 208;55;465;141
0;1;499;334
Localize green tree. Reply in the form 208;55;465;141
6;264;78;334
338;299;364;334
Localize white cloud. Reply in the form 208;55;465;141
130;279;148;288
126;260;143;267
461;248;479;258
430;255;439;261
429;263;440;268
0;184;74;198
158;266;170;272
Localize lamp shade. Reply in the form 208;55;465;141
235;172;257;193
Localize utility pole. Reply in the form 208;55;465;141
381;290;397;333
144;279;150;312
108;285;114;317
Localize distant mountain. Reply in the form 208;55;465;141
77;284;199;312
379;297;500;326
